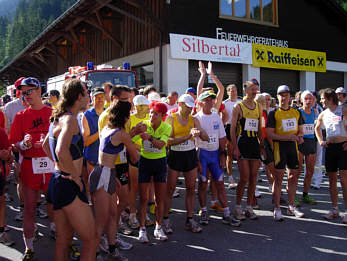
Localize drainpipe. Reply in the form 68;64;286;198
159;31;163;93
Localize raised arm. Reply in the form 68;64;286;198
196;61;207;98
207;62;225;110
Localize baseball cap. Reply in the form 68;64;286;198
185;87;197;95
277;85;290;94
301;90;313;100
178;94;196;108
91;87;105;97
197;90;217;102
336;87;346;94
17;77;40;90
133;95;150;106
148;92;161;102
251;78;259;86
14;77;26;89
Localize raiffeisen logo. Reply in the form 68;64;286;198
182;37;241;57
252;44;326;72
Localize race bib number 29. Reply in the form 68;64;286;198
32;157;55;174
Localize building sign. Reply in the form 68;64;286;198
170;33;252;64
252;44;326;72
216;28;289;48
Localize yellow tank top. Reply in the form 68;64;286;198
170;113;195;151
237;101;260;138
130;113;149;146
273;107;300;136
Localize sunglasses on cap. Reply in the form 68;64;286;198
22;88;38;96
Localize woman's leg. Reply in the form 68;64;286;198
247;160;261;205
183;168;198;218
236;159;250;205
128;165;139;215
54;209;74;261
138;183;151;227
164;168;179;217
154;182;167;226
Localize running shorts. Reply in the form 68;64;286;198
198;149;224;182
168;149;198;172
138;156;167;183
237;136;260;160
115;163;129;186
47;170;88;210
21;158;51;191
325;142;347;172
89;165;117;195
273;141;299;170
298;138;317;156
262;138;274;165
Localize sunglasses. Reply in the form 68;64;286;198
22;88;38;96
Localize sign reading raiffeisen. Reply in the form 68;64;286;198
252;44;326;72
170;33;252;64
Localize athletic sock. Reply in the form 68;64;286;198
155;224;161;230
201;207;207;212
223;207;230;217
210;200;216;206
24;237;34;251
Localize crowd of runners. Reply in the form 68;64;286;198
0;61;346;261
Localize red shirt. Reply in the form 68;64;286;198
262;110;267;139
9;106;52;158
0;127;9;176
0;110;5;129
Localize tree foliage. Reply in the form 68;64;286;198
0;0;77;69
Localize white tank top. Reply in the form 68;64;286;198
322;105;347;138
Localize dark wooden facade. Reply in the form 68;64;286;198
0;0;166;85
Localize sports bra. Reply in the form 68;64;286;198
99;128;124;154
48;123;84;162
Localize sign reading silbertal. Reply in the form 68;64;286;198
252;44;326;72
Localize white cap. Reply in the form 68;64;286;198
277;85;290;94
148;92;161;102
178;94;196;108
133;95;150;106
336;87;346;94
301;90;313;100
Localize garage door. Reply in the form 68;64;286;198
260;68;299;97
315;71;344;91
189;61;242;97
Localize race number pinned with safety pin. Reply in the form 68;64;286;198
282;118;297;132
244;118;259;131
32;157;55;174
303;124;314;135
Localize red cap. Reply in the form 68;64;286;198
14;77;26;89
16;90;21;98
149;101;168;115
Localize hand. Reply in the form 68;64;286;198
260;148;267;161
298;136;304;145
34;134;46;148
288;134;299;142
134;123;147;134
233;146;240;160
206;61;213;76
0;149;9;160
23;134;32;148
190;128;200;137
140;132;151;140
319;140;328;148
219;153;226;169
198;61;207;75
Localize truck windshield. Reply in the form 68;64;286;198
87;71;136;88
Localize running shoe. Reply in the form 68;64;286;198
163;218;173;234
69;243;81;260
199;210;209;225
36;207;48;219
107;248;128;261
149;203;156;215
118;221;133;236
228;176;238;189
222;216;241;227
210;202;223;213
343;213;347;224
15;207;24;221
115;234;133;251
99;234;109;253
128;216;140;229
0;232;15;246
138;229;149;243
154;227;168;241
245;207;258;220
301;194;317;205
145;214;155;227
273;208;284;222
22;248;34;261
173;188;180;198
254;188;261;198
323;208;340;220
234;206;246;221
184;219;202;233
287;206;304;218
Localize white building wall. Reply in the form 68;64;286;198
300;71;315;91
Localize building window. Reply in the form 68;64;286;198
133;63;154;87
220;0;278;26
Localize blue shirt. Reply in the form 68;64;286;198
84;107;102;164
299;107;315;139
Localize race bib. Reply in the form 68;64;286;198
244;118;259;132
32;157;55;174
282;118;297;132
171;139;195;151
303;124;314;135
207;134;218;150
143;140;162;153
119;147;127;163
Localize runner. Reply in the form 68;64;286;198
134;102;172;243
230;81;265;220
163;94;208;233
266;85;305;221
90;101;139;261
195;91;240;227
223;84;241;190
297;91;317;205
9;77;54;260
315;88;347;223
43;79;95;261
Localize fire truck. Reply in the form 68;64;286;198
47;62;137;94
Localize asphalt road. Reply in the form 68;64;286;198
1;164;347;261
